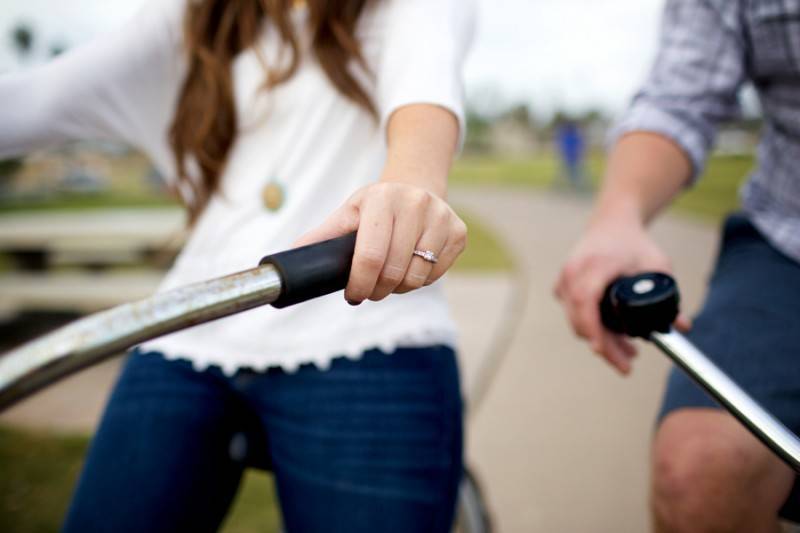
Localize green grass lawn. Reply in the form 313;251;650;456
0;193;176;213
671;155;753;220
0;426;282;533
451;152;753;222
451;153;606;189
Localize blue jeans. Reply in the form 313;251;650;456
63;346;463;533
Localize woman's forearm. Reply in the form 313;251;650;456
380;104;460;199
592;132;693;228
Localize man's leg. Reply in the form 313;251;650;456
651;214;800;532
652;409;793;532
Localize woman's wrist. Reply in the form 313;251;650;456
378;170;448;199
381;104;458;200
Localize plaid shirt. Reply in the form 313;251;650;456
613;0;800;264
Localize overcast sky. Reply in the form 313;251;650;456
0;0;666;120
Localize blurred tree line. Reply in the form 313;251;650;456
465;103;611;156
465;100;763;157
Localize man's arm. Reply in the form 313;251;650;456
593;133;692;228
555;133;691;374
556;0;747;374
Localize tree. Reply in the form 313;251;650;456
50;43;66;58
11;23;35;61
0;158;23;180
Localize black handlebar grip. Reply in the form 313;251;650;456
600;273;680;338
260;233;357;309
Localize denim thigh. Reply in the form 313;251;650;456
236;346;464;533
63;352;249;533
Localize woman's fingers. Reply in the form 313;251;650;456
292;199;360;248
370;209;424;301
394;203;451;294
425;216;467;284
345;196;393;305
301;183;467;304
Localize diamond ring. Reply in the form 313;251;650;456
413;250;439;264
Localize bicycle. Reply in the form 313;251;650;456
0;233;493;533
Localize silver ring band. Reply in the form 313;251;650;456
413;249;439;264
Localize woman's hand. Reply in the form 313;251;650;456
296;104;464;304
554;219;690;375
295;182;467;305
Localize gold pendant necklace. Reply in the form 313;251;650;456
262;179;285;212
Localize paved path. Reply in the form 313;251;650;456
0;188;720;532
450;187;718;533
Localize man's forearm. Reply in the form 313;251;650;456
592;132;694;228
380;104;459;199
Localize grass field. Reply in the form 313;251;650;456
0;426;282;533
451;152;753;222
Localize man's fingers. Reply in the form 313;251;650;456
570;266;620;344
559;260;645;375
675;313;693;333
598;332;636;375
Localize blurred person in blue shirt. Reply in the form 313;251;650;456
556;120;586;189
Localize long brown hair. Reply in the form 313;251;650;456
170;0;376;222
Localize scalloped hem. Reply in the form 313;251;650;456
138;326;458;376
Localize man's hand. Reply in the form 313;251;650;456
555;219;689;375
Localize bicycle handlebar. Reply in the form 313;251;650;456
0;233;358;410
600;272;679;338
261;233;356;308
600;272;800;473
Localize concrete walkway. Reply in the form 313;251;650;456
0;187;721;532
450;187;718;533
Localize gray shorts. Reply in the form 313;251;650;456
658;213;800;518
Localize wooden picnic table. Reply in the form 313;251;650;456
0;208;185;316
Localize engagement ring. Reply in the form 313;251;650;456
413;250;439;264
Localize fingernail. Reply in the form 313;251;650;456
347;299;360;306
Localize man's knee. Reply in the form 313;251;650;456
654;412;747;495
651;409;791;531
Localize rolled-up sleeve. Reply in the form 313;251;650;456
375;0;476;148
610;0;747;180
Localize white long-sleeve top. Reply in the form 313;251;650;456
0;0;475;374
